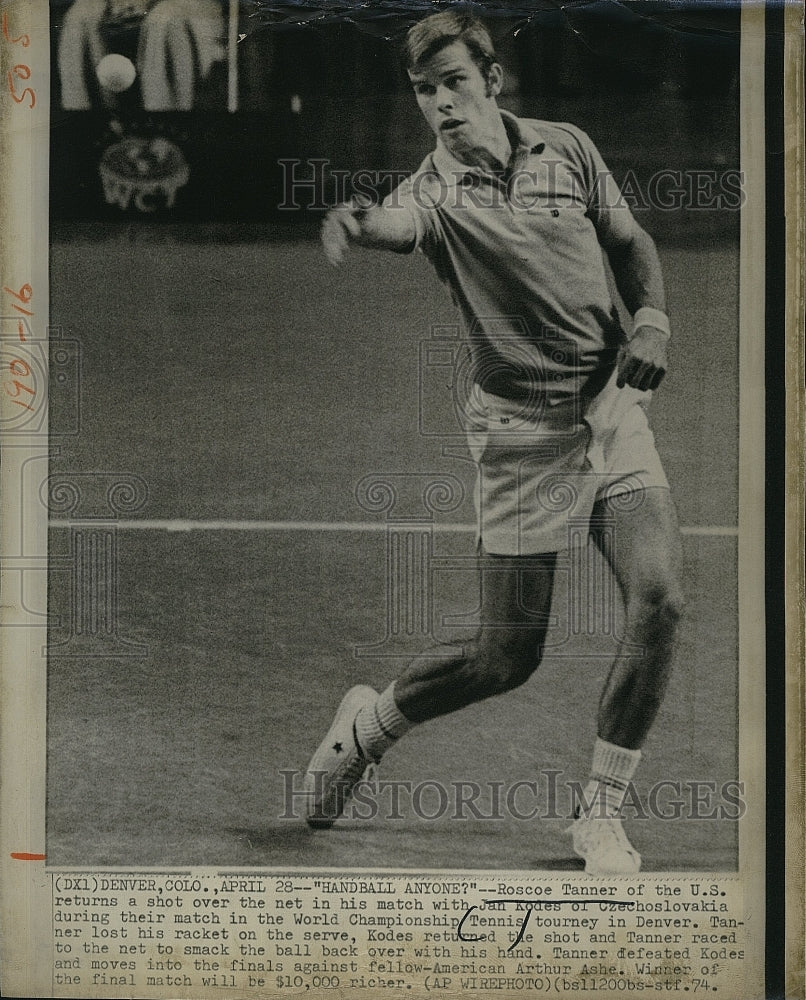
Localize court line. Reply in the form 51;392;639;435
48;519;739;537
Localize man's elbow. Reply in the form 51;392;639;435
607;221;658;262
633;222;659;257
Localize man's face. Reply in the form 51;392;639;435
408;41;503;162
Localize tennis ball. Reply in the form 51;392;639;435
96;54;137;93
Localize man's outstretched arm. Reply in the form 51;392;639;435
321;200;418;265
602;221;671;392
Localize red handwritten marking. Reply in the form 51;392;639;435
3;283;33;303
8;64;35;108
4;378;35;410
4;285;32;342
10;852;46;861
2;12;30;47
4;355;35;411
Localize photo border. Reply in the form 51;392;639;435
0;1;802;996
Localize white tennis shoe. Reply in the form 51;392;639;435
304;685;378;829
568;814;642;875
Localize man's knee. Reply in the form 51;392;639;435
629;574;685;639
470;631;544;697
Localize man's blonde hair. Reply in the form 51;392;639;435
403;11;497;80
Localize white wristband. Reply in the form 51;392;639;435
632;306;671;341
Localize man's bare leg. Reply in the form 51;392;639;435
590;488;684;750
304;550;556;827
353;550;556;762
361;491;682;765
568;487;684;873
391;550;557;721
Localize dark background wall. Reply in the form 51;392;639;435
48;0;740;232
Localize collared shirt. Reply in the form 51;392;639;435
385;111;638;413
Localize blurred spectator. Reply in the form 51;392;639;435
58;0;225;110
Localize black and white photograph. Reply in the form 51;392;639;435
46;0;744;871
0;0;799;996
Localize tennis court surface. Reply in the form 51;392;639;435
46;227;740;871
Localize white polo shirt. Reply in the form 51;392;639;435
386;111;638;420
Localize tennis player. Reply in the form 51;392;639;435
305;11;684;875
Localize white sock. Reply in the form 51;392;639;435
354;683;414;763
580;738;642;818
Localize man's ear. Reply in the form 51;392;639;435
485;62;503;98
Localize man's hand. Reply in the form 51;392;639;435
321;202;364;266
616;325;669;391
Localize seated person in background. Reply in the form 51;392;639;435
58;0;225;110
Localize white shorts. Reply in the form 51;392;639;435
464;371;670;555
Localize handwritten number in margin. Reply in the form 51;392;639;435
8;65;35;108
2;12;31;47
